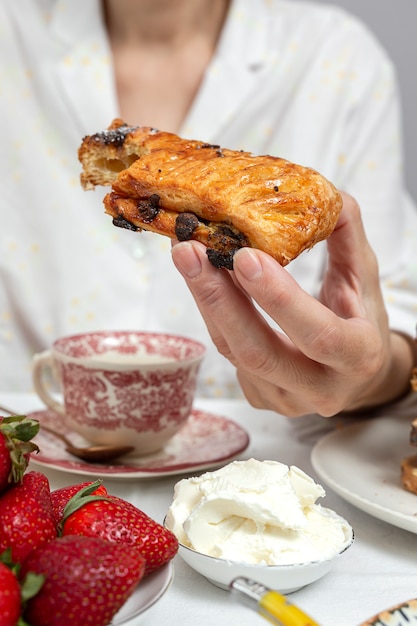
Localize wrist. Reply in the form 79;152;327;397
395;331;417;392
345;330;417;413
404;328;417;392
372;330;417;407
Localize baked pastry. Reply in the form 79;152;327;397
401;454;417;495
410;416;417;446
79;118;343;269
401;412;417;494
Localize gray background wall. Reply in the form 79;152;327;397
312;0;417;203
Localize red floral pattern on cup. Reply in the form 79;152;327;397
32;331;206;455
54;331;203;362
59;362;199;432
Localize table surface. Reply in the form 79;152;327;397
2;392;416;626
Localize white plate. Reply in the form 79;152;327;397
311;414;417;534
112;562;173;624
29;408;250;480
359;598;417;626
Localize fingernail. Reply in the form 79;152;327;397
172;242;203;278
234;248;263;280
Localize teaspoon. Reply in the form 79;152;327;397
0;404;134;463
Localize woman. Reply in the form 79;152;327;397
1;0;416;413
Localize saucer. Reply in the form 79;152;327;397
112;562;173;624
29;408;250;480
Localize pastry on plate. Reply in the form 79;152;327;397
401;415;417;495
78;119;342;269
401;453;417;495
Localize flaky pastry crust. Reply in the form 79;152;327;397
401;415;417;495
401;454;417;495
78;119;342;269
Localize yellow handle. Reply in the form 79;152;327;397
258;591;320;626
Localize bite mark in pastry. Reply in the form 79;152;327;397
78;118;343;269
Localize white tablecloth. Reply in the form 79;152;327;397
2;392;416;626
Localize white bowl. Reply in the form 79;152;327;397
175;527;354;594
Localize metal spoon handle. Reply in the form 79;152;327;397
0;403;20;417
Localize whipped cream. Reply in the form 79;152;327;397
166;458;352;565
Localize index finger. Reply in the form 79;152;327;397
232;245;376;372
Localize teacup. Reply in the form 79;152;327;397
32;330;206;455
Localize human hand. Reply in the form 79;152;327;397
171;193;414;416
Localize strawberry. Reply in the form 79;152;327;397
0;471;57;563
61;484;178;575
50;480;108;527
0;560;21;626
0;414;39;493
21;535;146;626
0;549;44;626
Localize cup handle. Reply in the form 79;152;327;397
32;350;65;415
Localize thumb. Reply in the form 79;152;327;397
327;191;379;278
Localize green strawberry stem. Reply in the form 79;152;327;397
0;547;19;574
1;415;40;442
1;549;45;624
20;571;45;603
1;415;40;484
59;480;111;535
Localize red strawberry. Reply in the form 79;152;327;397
0;560;21;626
0;471;57;562
50;480;107;527
0;414;39;493
21;535;146;626
62;487;178;575
0;548;44;626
